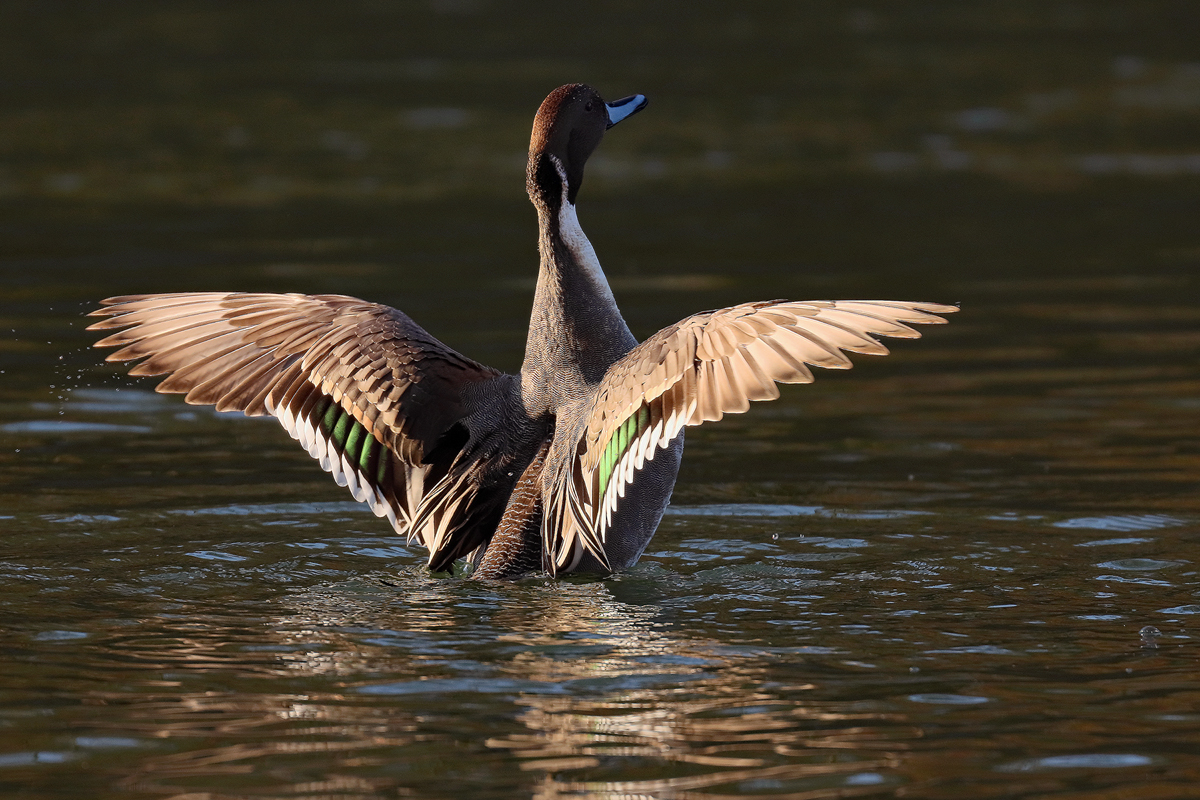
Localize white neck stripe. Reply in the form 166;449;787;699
549;156;614;297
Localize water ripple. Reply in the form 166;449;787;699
667;504;932;520
1054;514;1186;531
2;420;152;434
170;502;365;517
997;754;1154;771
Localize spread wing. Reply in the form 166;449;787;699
87;292;510;570
542;299;957;573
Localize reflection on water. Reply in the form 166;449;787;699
3;1;1200;798
3;494;1199;796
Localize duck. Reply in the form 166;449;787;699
88;84;956;579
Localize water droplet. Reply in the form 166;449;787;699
1139;625;1162;649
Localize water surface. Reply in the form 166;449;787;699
2;3;1199;797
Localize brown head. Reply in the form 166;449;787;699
526;83;647;210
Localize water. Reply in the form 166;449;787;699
3;3;1200;797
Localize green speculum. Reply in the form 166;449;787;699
597;404;651;499
318;395;381;477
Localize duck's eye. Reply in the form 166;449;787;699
585;102;594;112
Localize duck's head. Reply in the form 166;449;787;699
527;83;647;210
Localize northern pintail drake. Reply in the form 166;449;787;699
89;84;956;579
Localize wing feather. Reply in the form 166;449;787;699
89;291;509;568
541;299;956;573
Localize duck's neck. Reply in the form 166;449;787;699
521;160;636;412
